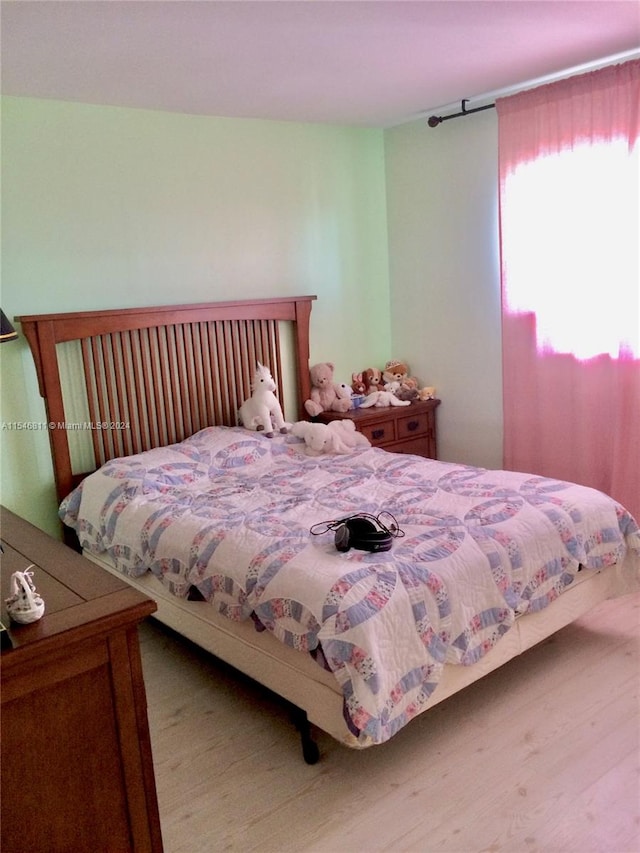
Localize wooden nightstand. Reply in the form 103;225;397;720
317;398;440;459
0;507;163;853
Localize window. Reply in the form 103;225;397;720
501;139;639;360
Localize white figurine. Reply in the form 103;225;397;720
6;566;45;624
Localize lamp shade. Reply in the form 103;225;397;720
1;310;18;343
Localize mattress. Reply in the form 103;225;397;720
86;548;635;748
62;426;640;746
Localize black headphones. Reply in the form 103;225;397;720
310;512;404;553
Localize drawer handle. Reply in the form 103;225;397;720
407;420;419;432
372;429;385;440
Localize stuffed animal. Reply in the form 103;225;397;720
359;390;411;408
383;359;437;402
417;386;437;401
382;359;419;401
329;419;371;452
384;381;418;402
291;420;371;455
291;421;334;455
238;363;288;438
304;363;352;417
351;372;367;396
362;367;385;395
336;382;354;409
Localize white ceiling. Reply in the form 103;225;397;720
2;0;639;128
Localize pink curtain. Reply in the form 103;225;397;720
497;61;640;521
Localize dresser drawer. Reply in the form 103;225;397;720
397;410;430;440
359;418;396;446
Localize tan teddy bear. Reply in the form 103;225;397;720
382;359;419;401
304;362;352;417
383;359;437;402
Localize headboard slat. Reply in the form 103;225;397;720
81;338;103;466
199;322;215;428
18;296;316;502
123;330;143;456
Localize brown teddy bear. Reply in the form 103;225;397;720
304;362;352;417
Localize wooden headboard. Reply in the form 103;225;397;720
18;295;316;503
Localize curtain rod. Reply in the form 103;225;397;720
427;99;495;127
426;48;640;128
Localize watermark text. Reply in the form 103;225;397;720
2;421;130;431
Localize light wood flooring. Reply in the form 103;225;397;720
139;592;640;853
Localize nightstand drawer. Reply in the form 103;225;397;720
397;410;430;439
359;418;396;446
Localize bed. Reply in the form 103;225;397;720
18;296;640;762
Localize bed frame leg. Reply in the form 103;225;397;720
291;707;320;764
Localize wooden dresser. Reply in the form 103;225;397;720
0;507;163;853
317;398;440;458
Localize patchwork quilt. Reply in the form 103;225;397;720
60;426;640;745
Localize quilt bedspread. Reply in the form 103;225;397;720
59;426;640;745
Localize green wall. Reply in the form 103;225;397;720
0;97;390;534
384;110;504;469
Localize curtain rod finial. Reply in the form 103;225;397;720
427;115;442;128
